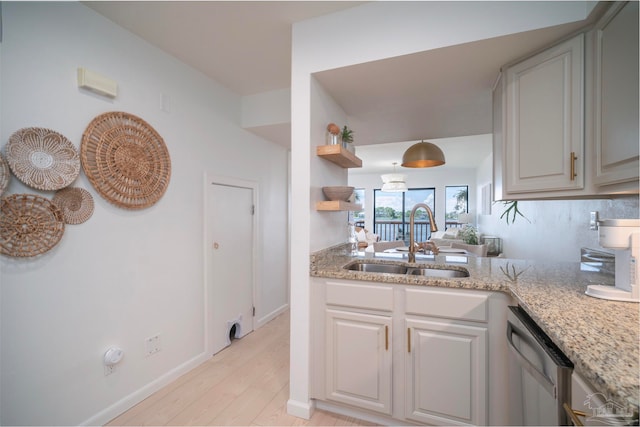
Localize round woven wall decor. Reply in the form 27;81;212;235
0;152;10;196
52;187;94;224
0;194;65;257
81;111;171;210
5;127;80;191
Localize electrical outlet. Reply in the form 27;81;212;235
104;364;115;376
145;334;162;356
590;211;599;230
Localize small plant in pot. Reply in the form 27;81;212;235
459;225;479;245
341;125;355;153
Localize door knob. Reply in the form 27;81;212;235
213;242;219;249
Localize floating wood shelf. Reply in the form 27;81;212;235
315;201;362;211
316;145;362;168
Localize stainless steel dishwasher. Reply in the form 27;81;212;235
507;305;574;425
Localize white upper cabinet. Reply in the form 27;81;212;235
592;1;639;189
502;34;585;197
494;1;639;200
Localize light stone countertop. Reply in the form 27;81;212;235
310;244;640;412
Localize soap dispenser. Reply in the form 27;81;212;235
347;222;358;256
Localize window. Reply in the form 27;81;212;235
352;188;365;227
373;188;435;244
445;186;468;227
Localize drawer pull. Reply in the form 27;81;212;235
563;402;587;426
385;325;389;351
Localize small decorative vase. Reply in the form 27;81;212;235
326;132;342;146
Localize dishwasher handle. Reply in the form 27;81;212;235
507;320;556;398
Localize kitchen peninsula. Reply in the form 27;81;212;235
310;244;639;424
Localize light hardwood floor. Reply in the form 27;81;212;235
106;310;376;426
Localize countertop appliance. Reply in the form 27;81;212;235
586;219;639;302
507;305;574;425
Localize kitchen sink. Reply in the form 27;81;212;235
407;267;469;278
345;262;469;278
346;263;408;274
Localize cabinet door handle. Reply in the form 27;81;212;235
407;327;411;353
570;151;577;180
385;325;389;351
563;402;587;426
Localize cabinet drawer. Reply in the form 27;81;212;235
405;288;488;322
326;281;393;311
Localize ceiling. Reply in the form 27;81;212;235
85;1;364;95
86;1;590;173
314;23;586;146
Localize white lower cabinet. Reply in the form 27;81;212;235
570;372;609;426
325;309;392;415
405;318;487;426
312;278;510;426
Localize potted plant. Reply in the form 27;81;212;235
459;225;479;245
341;125;355;153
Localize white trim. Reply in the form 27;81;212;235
255;303;289;329
286;398;315;420
203;173;210;358
315;399;408;426
80;352;209;426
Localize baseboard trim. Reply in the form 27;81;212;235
315;400;412;426
286;398;315;420
80;352;209;426
256;303;289;328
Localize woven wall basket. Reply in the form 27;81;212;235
0;152;10;196
0;194;65;257
5;127;80;191
52;187;94;224
81;112;171;210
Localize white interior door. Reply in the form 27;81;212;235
208;182;254;355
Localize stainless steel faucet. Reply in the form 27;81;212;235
408;203;438;263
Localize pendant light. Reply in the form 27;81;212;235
401;140;445;168
381;162;408;192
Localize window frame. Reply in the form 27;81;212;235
445;185;469;226
373;187;436;243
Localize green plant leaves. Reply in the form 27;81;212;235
499;201;529;224
341;125;354;143
459;225;479;245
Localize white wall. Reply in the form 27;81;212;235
475;154;639;262
287;75;351;419
310;78;351;251
290;0;598;416
0;3;289;425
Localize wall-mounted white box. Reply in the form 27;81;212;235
77;67;117;98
